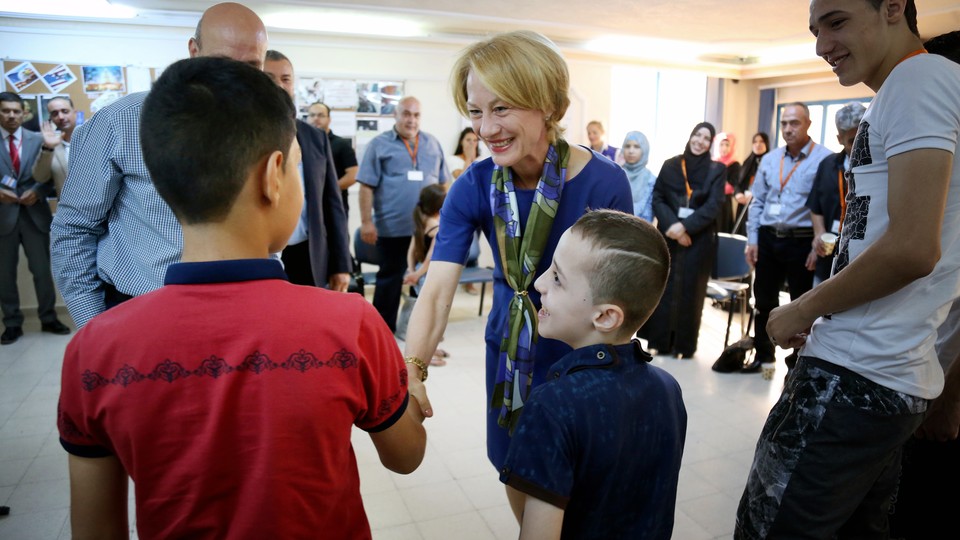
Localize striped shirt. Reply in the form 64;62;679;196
51;92;182;328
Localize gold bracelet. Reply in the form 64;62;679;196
404;356;428;382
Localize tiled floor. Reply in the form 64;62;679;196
0;290;791;539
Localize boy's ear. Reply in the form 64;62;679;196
592;303;624;335
259;150;286;207
885;0;906;22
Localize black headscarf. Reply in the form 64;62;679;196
737;132;770;192
682;121;716;181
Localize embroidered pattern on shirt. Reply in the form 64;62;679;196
79;348;359;392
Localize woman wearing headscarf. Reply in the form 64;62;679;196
642;122;726;358
733;132;770;235
402;30;632;471
713;132;742;232
621;131;657;222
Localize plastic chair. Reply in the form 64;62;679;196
707;233;753;347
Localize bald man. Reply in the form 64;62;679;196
51;2;269;328
357;96;450;333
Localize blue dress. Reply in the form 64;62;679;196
431;148;633;469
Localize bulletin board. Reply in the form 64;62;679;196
295;76;405;163
2;59;156;127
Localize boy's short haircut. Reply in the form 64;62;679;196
570;209;670;334
141;56;296;224
865;0;919;37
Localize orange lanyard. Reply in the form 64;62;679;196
680;158;693;204
896;48;927;67
837;169;847;233
779;140;815;193
402;134;419;168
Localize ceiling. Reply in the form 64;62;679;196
7;0;960;78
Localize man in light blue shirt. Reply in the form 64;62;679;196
744;102;832;370
357;96;449;333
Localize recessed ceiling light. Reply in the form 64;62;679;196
0;0;137;19
263;11;422;38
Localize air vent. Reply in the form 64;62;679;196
698;54;760;65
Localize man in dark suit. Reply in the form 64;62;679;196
263;51;351;290
0;92;70;344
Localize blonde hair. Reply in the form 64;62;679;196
451;30;569;143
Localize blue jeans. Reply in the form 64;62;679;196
735;356;927;539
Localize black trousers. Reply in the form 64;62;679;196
281;240;316;287
372;235;411;333
753;227;814;361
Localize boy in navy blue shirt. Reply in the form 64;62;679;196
500;209;687;539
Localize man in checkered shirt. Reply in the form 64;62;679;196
51;2;269;328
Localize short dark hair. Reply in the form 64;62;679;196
571;209;670;335
925;30;960;65
0;92;23;106
265;49;290;63
866;0;919;36
141;56;296;224
310;102;330;115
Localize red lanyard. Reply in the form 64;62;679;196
680;158;693;202
779;140;815;193
402;134;419;168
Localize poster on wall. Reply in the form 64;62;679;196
357;81;380;114
379;81;403;116
5;62;40;92
324;80;358;110
296;77;324;115
126;66;153;93
81;65;126;94
19;94;39;126
41;64;77;94
39;95;71;123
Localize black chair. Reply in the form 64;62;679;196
351;227;494;315
707;233;753;347
351;228;379;297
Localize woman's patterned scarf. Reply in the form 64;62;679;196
490;139;569;431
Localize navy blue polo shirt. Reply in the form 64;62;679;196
500;340;687;539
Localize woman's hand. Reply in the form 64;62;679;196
403;270;420;286
665;222;686;241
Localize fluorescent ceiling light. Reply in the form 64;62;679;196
0;0;137;19
263;10;422;38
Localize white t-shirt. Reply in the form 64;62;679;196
802;54;960;399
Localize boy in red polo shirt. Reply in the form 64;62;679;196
57;56;426;539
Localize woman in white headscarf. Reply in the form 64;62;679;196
621;131;657;223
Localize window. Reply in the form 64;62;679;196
775;98;871;154
610;66;707;170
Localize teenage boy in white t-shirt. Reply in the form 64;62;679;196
735;1;960;538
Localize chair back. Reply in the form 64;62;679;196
354;228;380;266
713;233;751;280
